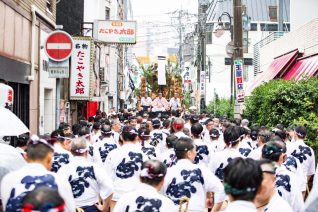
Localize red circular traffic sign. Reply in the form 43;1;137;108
45;31;73;61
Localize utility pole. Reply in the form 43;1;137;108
117;0;124;111
278;0;284;31
198;0;209;111
233;0;243;116
178;10;183;73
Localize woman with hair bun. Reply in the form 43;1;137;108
104;126;148;210
162;137;226;211
114;160;174;212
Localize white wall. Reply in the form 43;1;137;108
39;30;56;135
259;18;318;75
291;0;318;31
206;24;272;102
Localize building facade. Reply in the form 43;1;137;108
0;0;57;134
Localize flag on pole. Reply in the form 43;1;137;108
129;73;135;91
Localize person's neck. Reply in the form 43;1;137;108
28;160;48;170
123;140;138;145
255;189;275;209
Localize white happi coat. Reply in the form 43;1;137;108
286;140;316;177
237;138;257;157
264;192;293;212
162;159;226;211
104;143;148;201
275;166;304;212
283;155;307;192
224;200;257;212
157;148;177;168
114;183;175;212
93;136;118;164
193;138;213;167
208;148;243;181
51;143;73;173
57;156;113;208
1;163;75;212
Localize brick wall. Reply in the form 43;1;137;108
259;18;318;72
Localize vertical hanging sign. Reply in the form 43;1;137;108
70;37;94;100
200;70;205;95
157;56;166;85
234;59;245;102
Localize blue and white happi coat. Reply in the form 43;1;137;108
157;148;177;168
51;143;73;173
162;159;226;211
287;140;316;177
237;138;257;157
275;165;304;212
57;156;113;208
264;191;293;212
283;155;307;192
104;143;148;201
193;138;213;167
114;183;175;212
208;148;243;181
0;163;75;212
93;136;118;164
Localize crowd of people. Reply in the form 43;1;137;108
0;108;318;212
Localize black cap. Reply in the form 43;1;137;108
152;119;161;127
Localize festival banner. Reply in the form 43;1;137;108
158;56;166;85
234;59;245;102
70;37;93;100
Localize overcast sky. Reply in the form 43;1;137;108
130;0;198;56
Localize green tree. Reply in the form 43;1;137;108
206;93;234;118
243;77;318;158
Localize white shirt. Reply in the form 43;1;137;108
157;148;177;168
150;129;166;147
111;130;120;144
275;166;304;212
193;138;212;167
248;145;263;160
93;136;118;164
91;132;101;143
224;200;256;212
141;141;159;159
264;192;293;212
104;143;148;201
57;156;113;207
162;159;226;211
208;148;243;181
114;183;175;212
1;163;75;212
287;140;316;177
169;97;180;111
174;131;189;139
51;143;73;173
237;138;257;157
141;97;152;106
283;155;307;192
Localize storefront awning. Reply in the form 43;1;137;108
283;55;318;81
246;50;299;95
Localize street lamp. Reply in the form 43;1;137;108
213;12;235;109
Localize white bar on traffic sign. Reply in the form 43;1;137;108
47;43;71;49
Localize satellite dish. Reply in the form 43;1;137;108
226;41;235;58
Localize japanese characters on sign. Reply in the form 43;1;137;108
93;20;136;44
234;59;245;103
200;70;205;95
70;37;93;100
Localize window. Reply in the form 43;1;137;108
46;0;53;13
260;23;278;31
250;23;257;31
206;32;212;44
105;7;110;20
206;23;213;44
269;6;277;22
